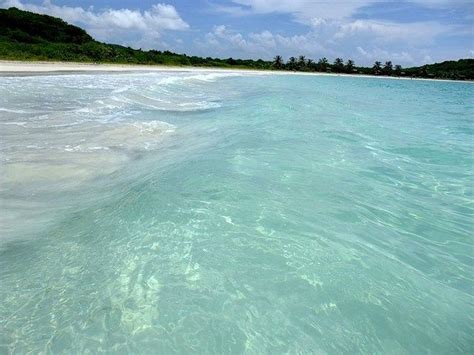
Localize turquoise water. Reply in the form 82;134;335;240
0;71;473;353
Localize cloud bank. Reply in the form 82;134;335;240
206;0;471;65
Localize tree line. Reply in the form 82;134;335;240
273;55;404;76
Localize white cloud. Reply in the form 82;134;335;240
202;25;273;57
357;46;415;63
219;0;472;43
334;20;450;45
422;54;433;63
410;0;472;8
227;0;471;20
197;17;456;66
229;0;375;20
205;0;465;66
198;25;330;60
0;0;189;47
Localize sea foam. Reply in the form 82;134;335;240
0;71;234;243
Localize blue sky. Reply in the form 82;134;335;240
1;0;473;66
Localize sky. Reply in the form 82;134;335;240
1;0;473;66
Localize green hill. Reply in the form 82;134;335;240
0;7;472;79
0;7;92;44
404;59;474;80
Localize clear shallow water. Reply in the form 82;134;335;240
0;71;473;353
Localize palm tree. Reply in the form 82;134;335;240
287;56;297;71
273;55;283;69
394;64;402;76
345;59;355;73
306;59;315;71
333;57;344;73
317;57;329;72
372;61;382;75
298;55;306;71
383;61;393;75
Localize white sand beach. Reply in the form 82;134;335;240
1;60;470;83
0;60;228;73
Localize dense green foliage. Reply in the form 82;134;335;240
0;7;92;44
1;7;473;80
272;57;474;80
402;60;474;80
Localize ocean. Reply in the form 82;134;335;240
0;71;473;353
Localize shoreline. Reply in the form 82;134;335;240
0;60;470;83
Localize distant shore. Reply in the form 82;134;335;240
0;60;471;83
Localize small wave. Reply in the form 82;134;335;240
112;86;131;94
157;72;243;86
1;121;28;127
92;120;176;151
187;72;243;82
131;120;176;134
0;108;31;114
53;120;176;153
114;93;221;112
63;145;110;152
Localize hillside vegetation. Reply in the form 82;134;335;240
1;7;473;79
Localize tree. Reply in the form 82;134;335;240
394;64;402;76
317;57;329;72
226;57;237;65
333;57;344;73
297;55;306;70
420;65;429;78
345;59;355;73
273;55;283;69
306;58;315;71
383;61;393;75
372;61;382;75
287;56;297;71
